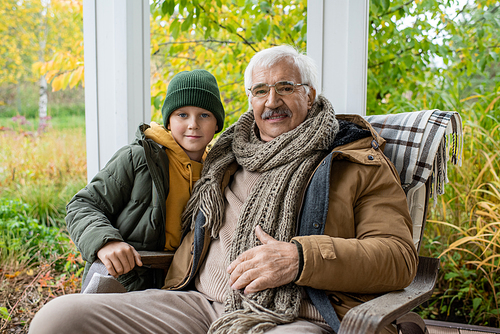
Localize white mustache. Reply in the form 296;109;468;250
261;108;292;120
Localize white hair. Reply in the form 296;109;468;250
244;45;320;103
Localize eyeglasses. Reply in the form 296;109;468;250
248;81;309;98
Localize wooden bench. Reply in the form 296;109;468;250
138;250;174;270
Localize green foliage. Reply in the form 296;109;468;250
0;114;85;133
367;5;500;324
367;0;500;116
0;197;84;331
368;3;500;326
420;235;500;326
418;89;500;326
48;105;85;118
1;171;87;229
149;0;308;128
0;83;85;119
0;84;39;118
0;199;78;271
0;124;87;228
0;0;83;86
48;114;86;129
0;306;10;321
14;183;66;227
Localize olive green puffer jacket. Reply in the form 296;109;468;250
66;124;169;291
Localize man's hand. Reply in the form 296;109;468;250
227;225;299;295
97;241;143;278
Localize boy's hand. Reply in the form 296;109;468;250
97;241;143;278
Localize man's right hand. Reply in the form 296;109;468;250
97;241;143;278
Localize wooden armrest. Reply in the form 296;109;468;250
338;256;440;334
138;250;175;270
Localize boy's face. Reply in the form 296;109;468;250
167;106;218;161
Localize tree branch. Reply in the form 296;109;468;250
368;4;469;70
156;39;254;47
152;54;197;61
225;107;244;117
370;1;413;37
197;4;258;53
286;32;298;48
219;80;244;88
369;48;426;69
380;0;414;18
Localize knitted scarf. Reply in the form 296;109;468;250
182;95;339;334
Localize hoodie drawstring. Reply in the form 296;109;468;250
187;163;193;194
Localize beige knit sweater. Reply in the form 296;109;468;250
195;167;325;324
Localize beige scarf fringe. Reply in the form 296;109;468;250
182;96;339;333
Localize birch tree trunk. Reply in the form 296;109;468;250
38;2;49;131
39;75;48;130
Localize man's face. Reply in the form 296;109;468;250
250;60;315;142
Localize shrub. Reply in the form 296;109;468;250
419;92;500;327
0;198;82;273
0;126;87;227
0;199;84;332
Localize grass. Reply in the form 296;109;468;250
417;93;500;327
0;115;87;227
0;83;85;120
0;112;87;332
0;114;85;131
0;199;84;332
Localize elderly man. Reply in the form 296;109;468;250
30;45;417;334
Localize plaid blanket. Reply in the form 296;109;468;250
364;110;463;201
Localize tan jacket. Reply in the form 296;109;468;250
163;114;418;321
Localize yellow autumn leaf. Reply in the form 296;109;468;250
51;75;63;91
151;39;159;52
69;66;84;88
61;72;71;89
45;70;59;82
54;53;65;65
68;56;77;69
198;51;206;63
32;62;43;75
45;60;55;71
5;271;21;279
68;69;78;89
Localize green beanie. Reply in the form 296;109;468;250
161;69;225;133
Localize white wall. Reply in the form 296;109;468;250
307;0;369;115
83;0;151;181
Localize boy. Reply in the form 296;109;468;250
66;69;225;291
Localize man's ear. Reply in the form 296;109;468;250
307;87;316;110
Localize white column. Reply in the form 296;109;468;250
307;0;369;116
83;0;151;181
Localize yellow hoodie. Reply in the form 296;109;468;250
144;122;204;251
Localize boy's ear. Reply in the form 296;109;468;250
167;123;171;130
